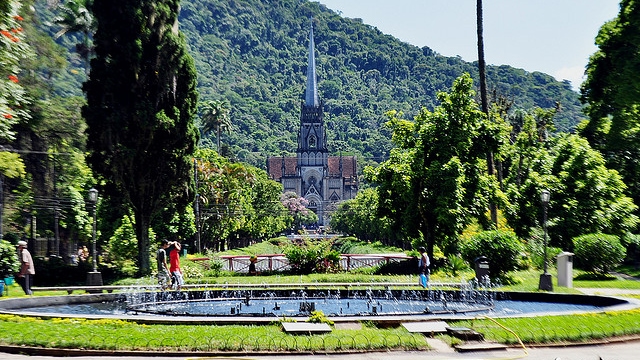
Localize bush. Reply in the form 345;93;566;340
621;233;640;265
284;239;340;274
0;240;19;279
459;230;524;278
445;254;469;277
525;227;562;270
573;233;626;274
33;256;94;286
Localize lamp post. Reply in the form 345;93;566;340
86;188;102;286
538;189;553;291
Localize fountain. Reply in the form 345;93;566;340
0;281;635;324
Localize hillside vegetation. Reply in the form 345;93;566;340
41;0;585;169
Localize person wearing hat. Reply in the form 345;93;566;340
16;240;35;295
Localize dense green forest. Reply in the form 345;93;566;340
40;0;584;169
3;0;639;282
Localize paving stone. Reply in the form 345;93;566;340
454;341;508;352
402;321;449;334
446;327;484;341
281;322;332;334
333;322;362;330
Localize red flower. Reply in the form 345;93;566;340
8;75;18;83
13;15;23;21
3;114;13;119
1;30;11;37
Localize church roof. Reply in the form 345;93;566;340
267;156;358;181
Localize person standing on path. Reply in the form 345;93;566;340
16;240;35;295
156;239;171;290
418;246;429;288
169;241;184;291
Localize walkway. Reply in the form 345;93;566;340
2;339;640;360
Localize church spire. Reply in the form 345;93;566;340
305;18;319;107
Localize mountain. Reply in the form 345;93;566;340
41;0;586;169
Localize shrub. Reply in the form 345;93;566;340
0;240;19;279
445;254;469;277
621;233;640;265
33;256;94;286
459;230;524;278
526;227;563;270
284;239;341;274
573;233;626;274
307;310;334;325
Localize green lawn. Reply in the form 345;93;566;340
1;266;639;352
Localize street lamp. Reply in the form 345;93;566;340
86;187;102;286
538;189;553;291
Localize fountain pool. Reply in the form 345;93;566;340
0;285;634;324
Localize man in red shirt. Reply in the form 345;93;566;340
168;241;184;291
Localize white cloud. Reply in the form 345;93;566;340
554;66;587;91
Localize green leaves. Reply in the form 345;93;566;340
370;73;503;252
573;233;626;274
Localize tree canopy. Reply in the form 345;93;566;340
83;0;199;275
367;73;509;258
580;0;640;214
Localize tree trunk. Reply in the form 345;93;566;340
477;0;498;226
217;126;221;153
135;211;151;276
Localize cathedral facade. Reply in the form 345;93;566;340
267;21;358;226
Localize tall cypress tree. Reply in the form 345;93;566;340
83;0;198;275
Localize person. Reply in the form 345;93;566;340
156;239;171;290
16;240;35;295
248;255;258;275
418;246;430;288
81;246;89;262
168;241;184;291
77;246;85;262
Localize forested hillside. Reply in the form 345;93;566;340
41;0;585;169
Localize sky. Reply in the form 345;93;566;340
317;0;621;91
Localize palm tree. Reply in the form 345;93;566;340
476;0;497;226
200;100;231;153
52;0;95;76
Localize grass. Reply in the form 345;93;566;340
0;315;427;352
450;309;640;345
1;266;640;352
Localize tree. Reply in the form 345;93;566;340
330;188;396;246
580;0;640;210
548;134;638;249
0;0;31;139
476;0;497;225
505;110;638;249
52;0;95;76
280;191;318;232
199;99;231;153
83;0;199;275
367;73;509;259
194;149;288;250
237;168;289;243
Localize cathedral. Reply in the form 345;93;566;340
267;21;358;226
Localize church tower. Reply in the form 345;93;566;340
296;19;328;219
267;19;358;227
